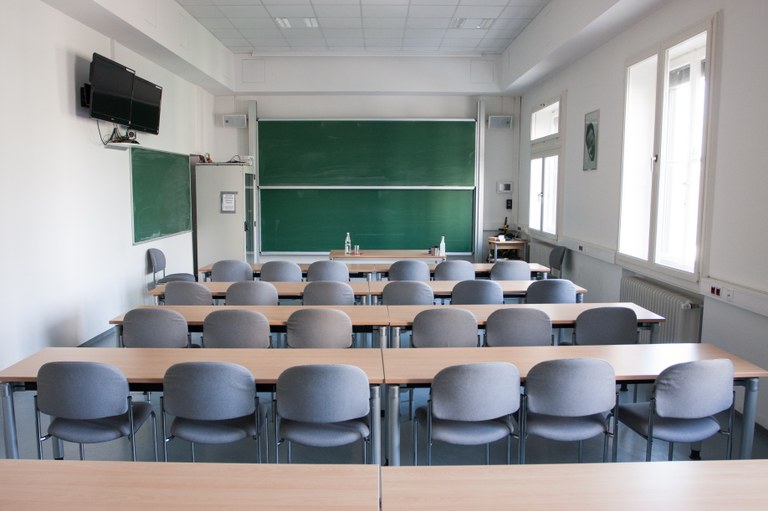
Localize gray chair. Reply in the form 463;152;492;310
485;308;553;346
225;281;279;306
275;364;371;463
163;281;213;305
211;259;253;282
525;279;577;304
412;308;479;348
573;307;638;345
286;308;353;348
306;260;349;282
302;281;355;305
161;362;263;462
388;260;430;281
121;308;189;348
618;359;735;461
451;280;504;305
490;260;531;281
259;261;303;282
548;246;567;278
413;362;520;465
382;281;435;305
34;361;157;461
147;248;195;288
203;309;271;348
434;260;475;281
520;358;617;463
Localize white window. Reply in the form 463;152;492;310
529;100;561;236
618;29;710;274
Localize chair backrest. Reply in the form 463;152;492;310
382;281;434;305
36;361;129;420
211;259;253;282
286;308;353;348
434;260;475;281
485;308;553;347
302;281;355;305
203;309;271;348
306;260;350;282
388;260;430;281
122;308;189;348
226;281;279;306
412;308;478;348
490;260;531;281
163;281;212;305
148;248;167;275
573;307;638;345
653;359;734;419
524;358;616;417
549;246;567;277
525;279;577;304
431;362;521;422
260;261;303;282
163;362;256;421
276;364;369;423
451;280;504;305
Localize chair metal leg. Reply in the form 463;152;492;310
34;398;44;460
412;417;419;466
578;440;583;463
287;441;292;464
645;437;654;461
79;443;85;461
161;400;170;462
150;411;158;462
190;442;196;462
667;442;674;461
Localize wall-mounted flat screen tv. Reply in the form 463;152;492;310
130;75;163;135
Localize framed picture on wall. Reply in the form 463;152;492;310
583;110;599;170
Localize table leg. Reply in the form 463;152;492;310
391;327;401;349
2;382;18;459
387;384;401;466
370;386;381;465
378;326;388;350
739;378;759;459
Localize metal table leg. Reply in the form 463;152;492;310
739;378;759;459
2;382;18;459
387;384;401;466
370;385;381;465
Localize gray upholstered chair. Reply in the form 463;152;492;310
163;281;213;305
161;362;263;462
286;308;353;348
121;308;189;348
485;308;553;347
302;281;355;305
211;259;253;282
413;362;520;465
34;361;157;461
434;260;475;281
618;359;735;461
521;358;617;463
203;309;271;348
225;281;279;306
573;307;638;345
525;279;577;304
412;308;479;348
381;281;434;305
451;280;504;305
548;246;567;278
490;260;531;281
388;260;430;281
306;260;349;282
259;261;302;282
275;364;371;463
147;248;195;288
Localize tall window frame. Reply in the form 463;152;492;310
529;98;563;238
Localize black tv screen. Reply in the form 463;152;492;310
130;75;162;135
89;53;134;126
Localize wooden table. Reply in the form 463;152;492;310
381;460;768;510
197;262;378;281
150;281;374;304
0;460;379;510
0;347;385;462
330;249;446;263
382;343;768;465
487;237;528;262
367;280;587;303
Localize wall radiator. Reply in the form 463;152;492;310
620;277;703;343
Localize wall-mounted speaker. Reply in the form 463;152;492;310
488;115;512;129
223;114;248;128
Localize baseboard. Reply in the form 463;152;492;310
80;326;119;347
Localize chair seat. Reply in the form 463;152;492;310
171;414;258;444
415;408;515;446
157;273;196;285
619;403;722;443
280;418;369;448
48;401;154;444
524;412;608;442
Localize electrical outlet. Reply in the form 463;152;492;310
725;288;734;301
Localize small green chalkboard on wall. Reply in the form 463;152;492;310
131;147;191;244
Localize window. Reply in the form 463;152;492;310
529;100;561;236
618;29;710;274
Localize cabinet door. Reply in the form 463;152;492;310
195;164;247;267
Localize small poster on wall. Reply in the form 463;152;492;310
583;110;599;171
220;191;237;213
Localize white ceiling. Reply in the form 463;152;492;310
176;0;549;56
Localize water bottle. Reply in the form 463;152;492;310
344;232;351;255
439;236;446;257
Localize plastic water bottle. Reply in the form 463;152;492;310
345;232;352;255
439;236;446;257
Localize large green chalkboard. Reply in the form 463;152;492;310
261;189;474;252
131;148;191;243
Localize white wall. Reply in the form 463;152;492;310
0;1;214;369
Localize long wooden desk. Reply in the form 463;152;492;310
368;280;587;303
382;460;768;510
382;343;768;465
197;262;379;281
150;281;374;303
0;460;379;510
330;249;446;263
0;347;384;462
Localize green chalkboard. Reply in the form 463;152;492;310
131;147;191;243
258;120;476;186
260;189;474;252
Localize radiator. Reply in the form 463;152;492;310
619;277;702;343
